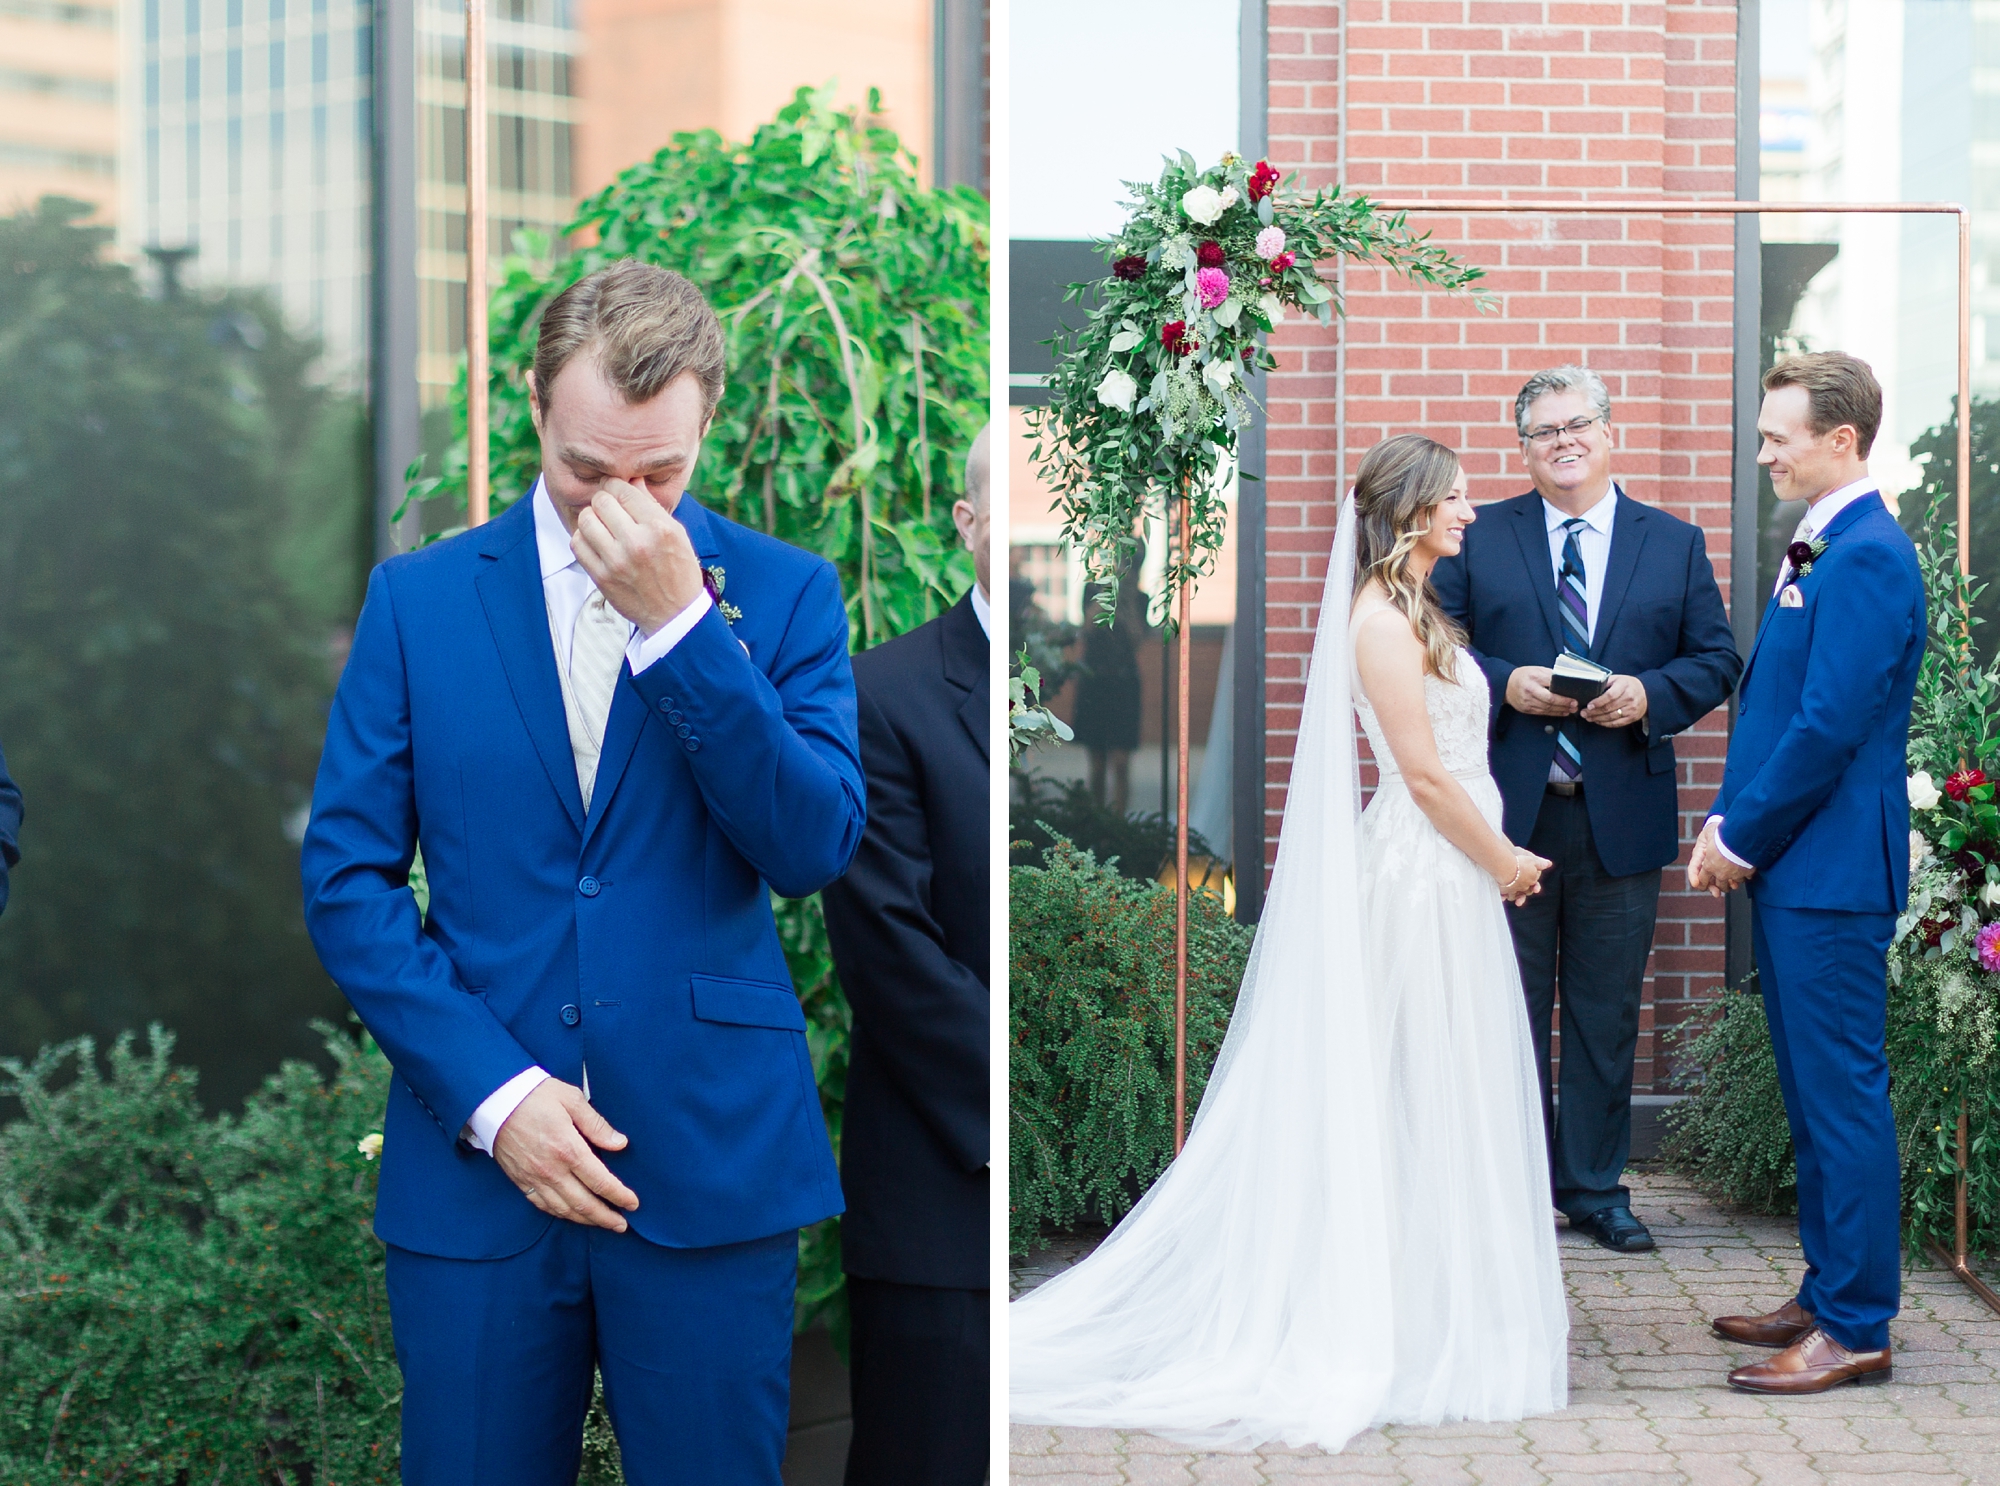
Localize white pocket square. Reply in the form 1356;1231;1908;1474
1778;584;1804;608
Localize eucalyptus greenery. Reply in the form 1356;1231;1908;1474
1026;152;1486;623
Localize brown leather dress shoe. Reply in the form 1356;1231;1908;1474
1727;1328;1892;1394
1711;1297;1815;1348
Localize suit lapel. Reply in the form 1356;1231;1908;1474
1589;489;1647;662
1738;491;1882;684
474;498;585;833
1508;498;1564;654
941;593;990;762
579;495;728;850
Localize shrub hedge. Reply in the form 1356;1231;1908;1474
1008;838;1251;1255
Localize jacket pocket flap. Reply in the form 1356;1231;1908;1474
1647;741;1676;775
691;974;807;1031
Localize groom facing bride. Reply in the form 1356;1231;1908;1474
1434;365;1742;1255
1692;352;1923;1394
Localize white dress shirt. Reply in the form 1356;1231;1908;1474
970;581;990;637
1542;486;1618;783
461;478;714;1155
1712;477;1880;870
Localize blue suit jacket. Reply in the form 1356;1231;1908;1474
1433;489;1742;876
301;492;864;1260
1713;492;1923;914
0;741;19;916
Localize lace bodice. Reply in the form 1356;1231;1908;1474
1353;644;1492;779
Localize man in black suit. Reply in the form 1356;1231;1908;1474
0;742;20;917
821;425;989;1485
1433;366;1741;1253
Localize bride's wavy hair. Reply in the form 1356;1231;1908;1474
1352;433;1468;681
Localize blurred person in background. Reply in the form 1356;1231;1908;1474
0;742;18;916
1074;540;1149;815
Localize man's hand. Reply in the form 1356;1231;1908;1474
491;1078;640;1232
1506;666;1580;717
571;479;705;638
1689;817;1754;897
1581;674;1649;730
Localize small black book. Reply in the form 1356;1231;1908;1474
1549;651;1612;702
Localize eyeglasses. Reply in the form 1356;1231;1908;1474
1523;416;1603;447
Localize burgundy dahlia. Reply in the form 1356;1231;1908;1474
1161;320;1195;357
1196;239;1226;269
1948;768;1989;801
1248;160;1281;201
1113;254;1148;281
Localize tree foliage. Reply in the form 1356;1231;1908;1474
0;197;368;1110
414;83;988;649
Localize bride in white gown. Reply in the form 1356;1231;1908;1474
1010;434;1570;1452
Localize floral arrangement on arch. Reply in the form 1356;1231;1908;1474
1025;151;1489;621
1894;486;2000;1068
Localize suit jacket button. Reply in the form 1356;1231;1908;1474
686;738;701;753
668;710;684;725
578;875;601;897
659;697;675;713
1544;724;1555;735
675;722;692;739
560;1004;581;1026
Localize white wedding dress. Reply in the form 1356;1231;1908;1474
1009;498;1568;1452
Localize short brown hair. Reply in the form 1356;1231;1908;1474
1762;352;1882;458
532;261;727;416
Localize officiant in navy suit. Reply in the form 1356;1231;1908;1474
302;262;864;1482
1695;352;1920;1395
822;425;990;1486
1433;364;1741;1254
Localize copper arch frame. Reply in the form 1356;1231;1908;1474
1164;197;1994;1315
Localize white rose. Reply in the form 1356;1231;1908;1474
1181;185;1225;225
1910;771;1943;810
1095;367;1138;412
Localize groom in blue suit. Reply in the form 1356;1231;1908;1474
302;263;864;1479
1697;352;1921;1394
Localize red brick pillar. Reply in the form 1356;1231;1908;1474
1263;0;1738;1091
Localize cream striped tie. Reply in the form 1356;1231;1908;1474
565;589;628;810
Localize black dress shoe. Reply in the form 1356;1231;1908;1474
1570;1206;1656;1253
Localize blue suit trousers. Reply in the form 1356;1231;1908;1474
386;1224;797;1483
1750;902;1901;1352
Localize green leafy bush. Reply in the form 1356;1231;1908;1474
1009;839;1250;1255
0;1025;399;1480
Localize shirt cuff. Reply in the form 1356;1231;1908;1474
628;590;714;675
1706;815;1754;871
462;1065;551;1155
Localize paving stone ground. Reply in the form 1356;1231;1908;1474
1009;1167;2000;1484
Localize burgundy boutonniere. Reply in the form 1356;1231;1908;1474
702;565;743;625
1786;535;1830;579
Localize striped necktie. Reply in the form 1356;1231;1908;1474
1555;517;1589;781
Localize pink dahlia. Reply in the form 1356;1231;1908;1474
1255;225;1287;260
1979;921;2000;973
1196;266;1230;308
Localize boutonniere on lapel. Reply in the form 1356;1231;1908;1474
1778;536;1830;608
702;565;744;625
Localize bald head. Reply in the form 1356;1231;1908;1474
955;423;992;601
